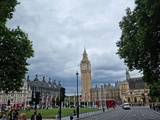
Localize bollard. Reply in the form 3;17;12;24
55;115;57;120
103;108;105;112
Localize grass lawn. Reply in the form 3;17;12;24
2;108;100;118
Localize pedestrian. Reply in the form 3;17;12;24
70;115;73;120
13;110;19;120
107;104;109;110
149;103;152;109
31;110;40;120
0;112;7;120
19;113;26;120
103;107;105;112
73;109;76;116
153;103;156;111
38;113;42;120
8;109;14;120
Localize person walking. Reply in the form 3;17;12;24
13;110;19;120
38;113;42;120
31;110;40;120
8;109;14;120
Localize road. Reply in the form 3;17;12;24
79;107;160;120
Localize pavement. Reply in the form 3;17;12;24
52;108;114;120
150;108;160;115
25;108;113;120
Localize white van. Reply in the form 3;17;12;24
122;103;130;110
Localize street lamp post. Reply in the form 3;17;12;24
76;71;79;118
33;85;38;110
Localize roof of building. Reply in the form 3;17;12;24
127;77;148;89
26;75;61;90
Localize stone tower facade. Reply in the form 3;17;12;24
80;48;92;102
119;70;149;104
126;69;130;80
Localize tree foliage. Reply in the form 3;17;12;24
0;0;18;24
116;0;160;85
149;82;160;102
0;0;34;93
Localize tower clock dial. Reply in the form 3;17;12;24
82;64;87;70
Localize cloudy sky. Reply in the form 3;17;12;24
7;0;142;94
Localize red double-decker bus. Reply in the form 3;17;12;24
96;99;116;108
106;99;116;108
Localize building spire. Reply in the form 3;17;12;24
82;47;89;62
126;69;130;81
34;74;39;81
42;76;46;82
27;75;30;81
84;46;87;54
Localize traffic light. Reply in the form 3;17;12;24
33;101;35;105
32;98;36;105
60;87;66;101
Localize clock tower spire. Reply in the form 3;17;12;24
82;47;89;62
80;48;92;102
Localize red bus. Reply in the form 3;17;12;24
106;99;116;108
96;99;116;108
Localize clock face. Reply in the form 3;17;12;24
82;64;87;70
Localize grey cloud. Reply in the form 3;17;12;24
7;0;140;94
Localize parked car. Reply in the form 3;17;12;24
122;103;130;110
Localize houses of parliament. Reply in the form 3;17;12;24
0;48;149;108
80;48;150;106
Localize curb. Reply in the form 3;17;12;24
149;108;160;115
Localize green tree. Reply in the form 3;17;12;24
149;82;160;102
0;0;34;93
0;0;18;24
116;0;160;85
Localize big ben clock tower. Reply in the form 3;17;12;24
80;48;92;102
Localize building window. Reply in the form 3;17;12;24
128;98;130;102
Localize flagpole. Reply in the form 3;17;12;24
74;93;75;107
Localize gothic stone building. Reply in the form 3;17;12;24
119;70;149;105
90;70;150;107
80;49;149;106
90;83;121;107
0;80;32;108
0;75;63;108
26;75;62;107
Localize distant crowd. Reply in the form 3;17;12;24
150;103;160;111
0;108;42;120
